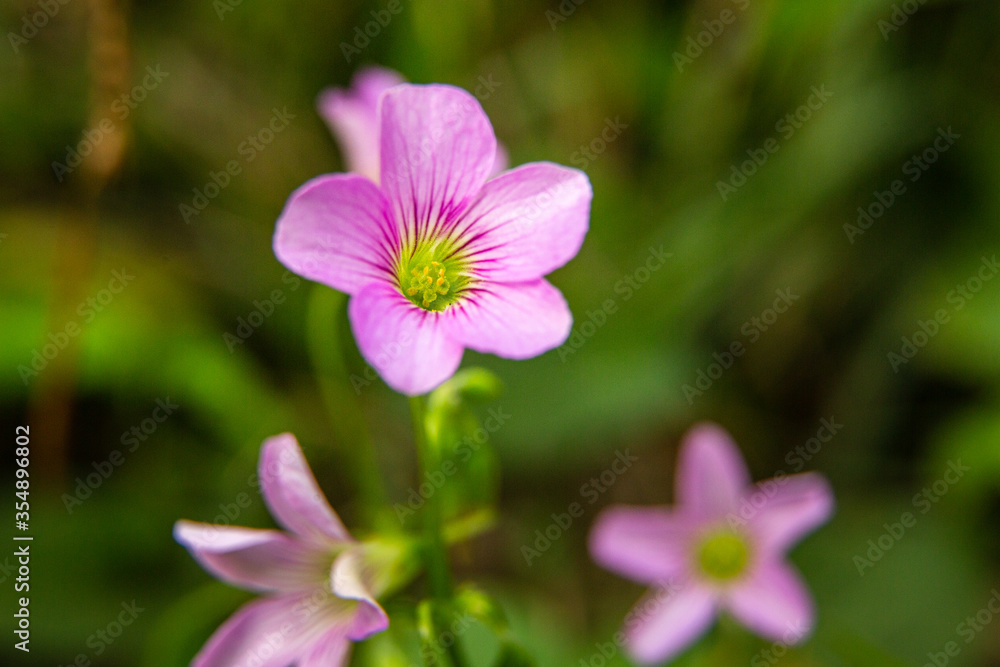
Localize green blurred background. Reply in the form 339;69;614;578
3;0;1000;664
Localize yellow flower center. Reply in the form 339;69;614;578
407;261;452;308
695;529;750;582
396;242;470;312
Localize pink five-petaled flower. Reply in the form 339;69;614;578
275;83;592;395
316;67;508;183
174;434;393;667
588;423;834;664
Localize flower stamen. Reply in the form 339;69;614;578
397;243;469;312
408;261;452;307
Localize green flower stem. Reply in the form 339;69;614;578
412;397;469;666
410;395;454;600
418;600;470;667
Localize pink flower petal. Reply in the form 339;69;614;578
300;632;352;667
379;84;497;247
348;281;464;395
317;67;406;182
676;423;751;518
331;549;390;640
588;506;693;584
259;434;353;542
192;594;319;667
441;279;572;359
626;583;717;665
724;560;816;643
449;163;592;281
490;142;509;177
174;521;324;593
750;472;834;554
273;174;397;295
349;67;408;105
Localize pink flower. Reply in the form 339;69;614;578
317;67;508;183
588;423;834;664
174;434;394;667
275;83;591;395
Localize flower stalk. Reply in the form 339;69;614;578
410;395;454;600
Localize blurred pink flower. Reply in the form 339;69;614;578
276;83;591;395
589;423;834;664
174;434;390;667
317;66;508;183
